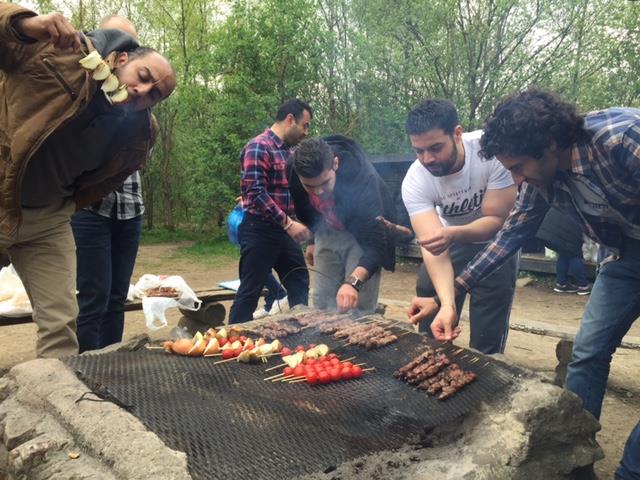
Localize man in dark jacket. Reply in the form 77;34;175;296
288;135;396;314
0;3;175;357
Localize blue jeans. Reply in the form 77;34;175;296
616;423;640;479
263;272;287;311
229;213;308;324
556;251;588;286
565;237;640;479
71;211;142;353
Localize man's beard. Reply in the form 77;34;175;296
424;142;458;177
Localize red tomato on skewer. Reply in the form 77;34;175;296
280;347;292;357
221;349;235;360
351;366;363;378
329;368;342;382
283;367;294;377
318;371;331;384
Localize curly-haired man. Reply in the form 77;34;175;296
409;88;639;479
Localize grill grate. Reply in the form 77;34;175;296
64;318;518;480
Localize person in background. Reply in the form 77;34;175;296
288;135;396;314
535;207;592;295
228;99;313;324
408;89;639;479
402;99;517;354
0;3;175;357
71;15;151;353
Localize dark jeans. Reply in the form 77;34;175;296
556;251;588;286
616;422;640;479
416;243;519;354
264;272;287;311
71;211;142;353
229;213;309;324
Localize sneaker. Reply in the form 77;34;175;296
553;283;578;293
269;296;289;315
576;283;592;296
252;308;270;319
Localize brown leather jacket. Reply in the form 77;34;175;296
0;3;155;235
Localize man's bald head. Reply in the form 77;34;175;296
99;15;137;39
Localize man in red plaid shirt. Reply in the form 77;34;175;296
229;99;313;324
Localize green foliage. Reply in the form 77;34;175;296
28;0;640;230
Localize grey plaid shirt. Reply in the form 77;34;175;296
86;171;144;220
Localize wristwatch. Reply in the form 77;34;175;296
344;275;363;292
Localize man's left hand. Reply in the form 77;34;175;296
336;284;358;312
417;227;456;256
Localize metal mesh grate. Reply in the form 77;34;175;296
64;319;518;480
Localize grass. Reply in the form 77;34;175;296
140;228;240;264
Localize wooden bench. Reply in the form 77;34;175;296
0;286;238;329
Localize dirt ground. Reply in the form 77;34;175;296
2;243;638;478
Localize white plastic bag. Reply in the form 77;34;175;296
0;265;32;317
132;274;202;331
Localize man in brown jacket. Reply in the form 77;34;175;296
0;3;176;358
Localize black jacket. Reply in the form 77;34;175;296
287;135;396;274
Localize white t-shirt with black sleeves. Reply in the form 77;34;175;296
402;130;514;231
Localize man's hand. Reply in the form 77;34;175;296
417;226;456;256
407;296;439;324
430;305;461;342
15;13;81;51
305;244;315;266
336;284;358;312
286;221;312;243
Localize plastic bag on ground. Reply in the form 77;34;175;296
0;265;32;317
131;274;202;331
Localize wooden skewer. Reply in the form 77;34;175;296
203;353;222;357
265;362;286;372
273;374;295;382
342;355;357;362
397;330;414;337
282;375;306;383
264;373;285;381
213;357;238;365
362;367;376;372
145;346;165;350
288;378;308;384
354;362;367;367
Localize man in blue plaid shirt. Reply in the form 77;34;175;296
408;89;639;478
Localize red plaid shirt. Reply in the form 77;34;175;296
309;193;345;230
240;129;295;225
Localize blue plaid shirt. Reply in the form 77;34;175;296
456;107;640;293
87;171;144;220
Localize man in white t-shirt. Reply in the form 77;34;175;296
401;99;518;354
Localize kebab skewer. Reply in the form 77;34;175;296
375;216;414;239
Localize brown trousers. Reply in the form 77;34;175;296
0;200;79;358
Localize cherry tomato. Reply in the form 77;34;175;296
293;365;305;377
341;368;353;380
239;336;247;343
243;344;252;351
306;358;316;366
318;371;331;384
280;347;292;357
306;372;318;385
233;347;243;357
327;353;338;360
295;345;305;352
342;362;353;369
351;366;363;378
283;367;294;376
219;338;228;347
329;368;342;382
229;336;239;344
307;343;316;349
221;349;234;360
330;358;341;366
